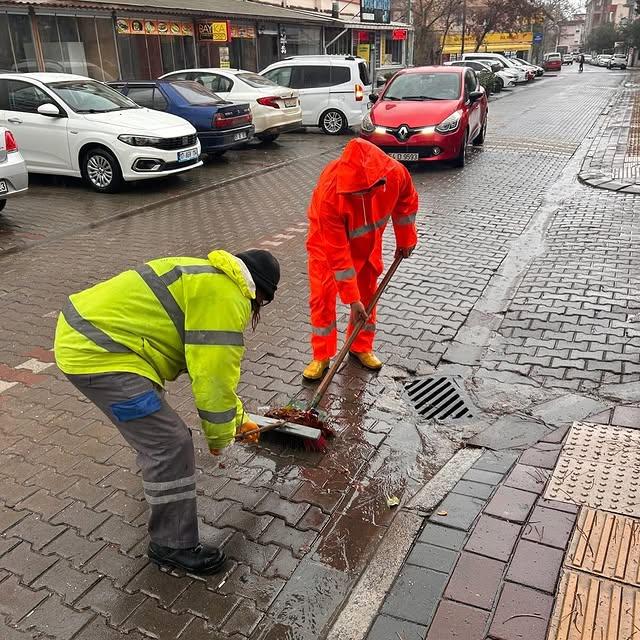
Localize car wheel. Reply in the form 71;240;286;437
453;130;468;168
82;148;123;193
473;118;486;146
0;199;6;213
257;133;280;144
320;109;346;135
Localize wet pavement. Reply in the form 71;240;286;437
0;65;638;640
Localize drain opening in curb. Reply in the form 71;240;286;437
404;376;473;420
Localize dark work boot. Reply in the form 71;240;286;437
148;542;226;575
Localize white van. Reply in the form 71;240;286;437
261;55;371;134
462;53;528;83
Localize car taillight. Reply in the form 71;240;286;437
4;130;18;152
355;84;364;101
213;111;253;129
257;96;281;109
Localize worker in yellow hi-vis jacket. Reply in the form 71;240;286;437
54;249;279;575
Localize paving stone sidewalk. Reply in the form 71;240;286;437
579;75;640;193
365;404;640;640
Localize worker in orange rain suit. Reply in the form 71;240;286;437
303;138;419;380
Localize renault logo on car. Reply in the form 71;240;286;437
397;125;410;141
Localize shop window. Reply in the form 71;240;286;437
117;28;195;80
0;12;38;73
282;26;321;56
35;14;118;80
383;37;403;65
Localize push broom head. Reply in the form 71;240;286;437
263;406;336;453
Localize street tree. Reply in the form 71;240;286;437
466;0;541;52
406;0;459;64
585;23;618;52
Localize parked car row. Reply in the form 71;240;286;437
586;53;627;69
0;55;373;198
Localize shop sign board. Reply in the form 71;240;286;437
392;29;407;40
357;43;371;62
198;21;230;42
360;0;391;24
116;18;193;36
231;25;256;39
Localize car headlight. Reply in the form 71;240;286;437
118;135;164;147
361;113;375;133
435;110;462;134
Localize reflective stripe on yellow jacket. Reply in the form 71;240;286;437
54;250;253;450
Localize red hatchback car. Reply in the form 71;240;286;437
360;66;488;168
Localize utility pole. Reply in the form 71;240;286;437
460;0;467;56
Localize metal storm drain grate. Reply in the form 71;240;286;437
404;376;473;420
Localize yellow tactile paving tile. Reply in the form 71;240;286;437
545;423;640;516
547;570;640;640
566;508;640;586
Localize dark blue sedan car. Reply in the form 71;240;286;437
110;80;254;156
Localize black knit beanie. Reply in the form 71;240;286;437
235;249;280;302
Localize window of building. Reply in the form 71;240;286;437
282;26;321;56
35;14;118;81
116;19;195;80
0;12;38;73
383;36;403;65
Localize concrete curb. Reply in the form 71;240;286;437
325;448;481;640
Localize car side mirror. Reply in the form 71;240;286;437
469;90;483;102
37;103;62;117
369;93;379;103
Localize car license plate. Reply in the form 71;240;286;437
177;148;198;163
0;180;7;195
234;132;248;142
389;153;419;161
284;98;297;108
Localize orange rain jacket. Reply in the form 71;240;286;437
306;138;419;305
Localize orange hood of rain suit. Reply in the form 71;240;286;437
306;138;419;360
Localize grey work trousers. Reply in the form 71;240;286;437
66;372;199;549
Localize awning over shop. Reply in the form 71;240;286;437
443;31;533;54
2;0;338;23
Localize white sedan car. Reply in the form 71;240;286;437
0;73;202;193
161;68;302;143
0;127;28;212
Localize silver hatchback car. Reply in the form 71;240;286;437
0;127;28;212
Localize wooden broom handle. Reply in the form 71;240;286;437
309;256;403;410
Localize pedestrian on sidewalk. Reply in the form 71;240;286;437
54;249;280;575
303;138;419;381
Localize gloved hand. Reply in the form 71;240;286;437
236;420;260;444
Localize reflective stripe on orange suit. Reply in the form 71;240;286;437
306;139;419;360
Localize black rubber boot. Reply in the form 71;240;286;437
148;542;226;575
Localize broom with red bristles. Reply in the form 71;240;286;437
236;256;404;452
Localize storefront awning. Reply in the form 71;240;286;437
2;0;338;23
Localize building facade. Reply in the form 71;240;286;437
0;0;411;81
557;13;585;53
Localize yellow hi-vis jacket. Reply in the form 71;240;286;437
54;249;254;450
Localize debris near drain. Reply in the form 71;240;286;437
386;496;400;508
437;510;448;517
264;407;336;440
